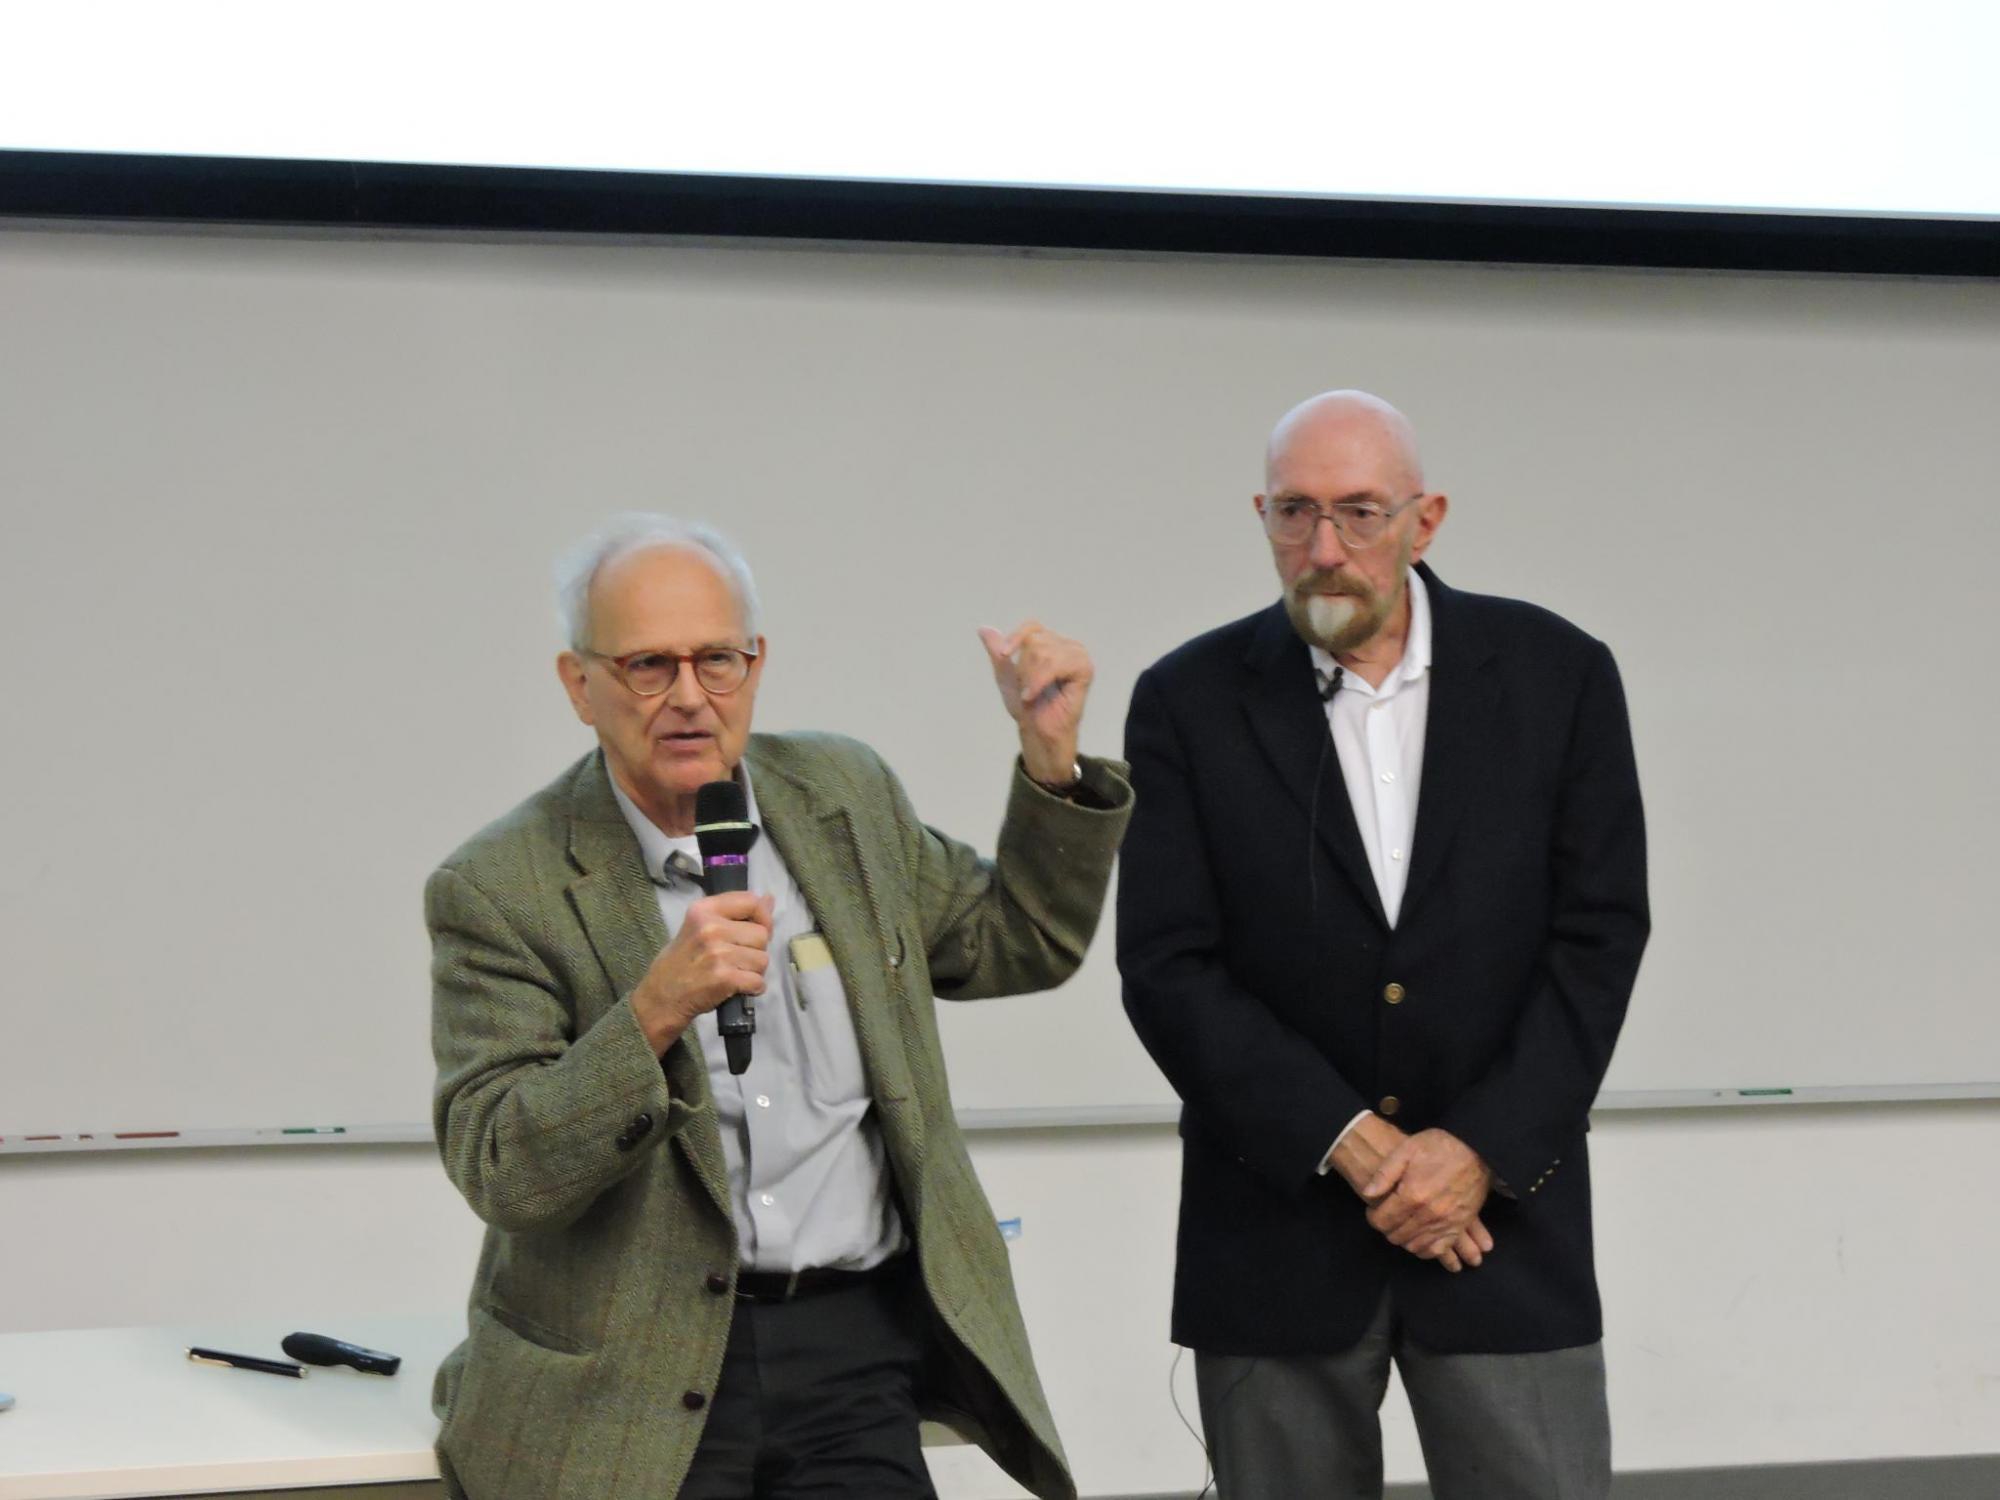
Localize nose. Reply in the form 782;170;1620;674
663;659;707;712
1306;513;1350;571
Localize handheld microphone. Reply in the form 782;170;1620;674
280;1331;402;1376
695;779;759;1075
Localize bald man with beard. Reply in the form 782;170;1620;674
1118;392;1649;1499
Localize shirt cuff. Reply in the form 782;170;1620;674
1316;1109;1376;1175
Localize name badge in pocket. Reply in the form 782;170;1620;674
788;932;836;1007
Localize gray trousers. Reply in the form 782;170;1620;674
1194;1295;1610;1500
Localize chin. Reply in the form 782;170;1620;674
660;763;721;795
1286;592;1364;654
1304;594;1360;642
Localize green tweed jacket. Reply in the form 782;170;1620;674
427;731;1132;1500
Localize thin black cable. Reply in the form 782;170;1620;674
1172;664;1341;1500
1308;666;1342;918
1167;1344;1219;1500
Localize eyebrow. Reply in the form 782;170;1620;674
610;641;749;657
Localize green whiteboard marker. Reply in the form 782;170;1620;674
1735;1088;1793;1097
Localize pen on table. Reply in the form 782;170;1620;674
187;1347;306;1378
255;1126;349;1136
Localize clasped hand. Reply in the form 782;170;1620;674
1334;1117;1496;1274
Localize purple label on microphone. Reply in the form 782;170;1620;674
703;854;749;868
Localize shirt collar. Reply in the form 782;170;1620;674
1308;567;1433;694
606;761;763;885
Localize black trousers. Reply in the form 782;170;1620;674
678;1264;939;1500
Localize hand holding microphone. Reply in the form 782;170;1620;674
631;891;772;1056
631;791;771;1060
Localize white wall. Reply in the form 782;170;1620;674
6;1106;1997;1494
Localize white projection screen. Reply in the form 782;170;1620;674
2;2;1997;277
2;1;1996;216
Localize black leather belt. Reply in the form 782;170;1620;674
733;1256;908;1305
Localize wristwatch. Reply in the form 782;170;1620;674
1031;759;1085;797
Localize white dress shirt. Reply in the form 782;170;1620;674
1311;569;1434;1168
610;769;907;1272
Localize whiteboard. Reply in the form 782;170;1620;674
2;226;1996;1139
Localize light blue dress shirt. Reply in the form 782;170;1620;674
610;769;908;1272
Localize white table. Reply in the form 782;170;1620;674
0;1316;458;1499
0;1315;969;1499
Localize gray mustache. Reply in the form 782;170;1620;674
1293;572;1370;597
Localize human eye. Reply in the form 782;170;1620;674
1335;501;1392;535
612;651;681;694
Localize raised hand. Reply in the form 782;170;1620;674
977;620;1094;788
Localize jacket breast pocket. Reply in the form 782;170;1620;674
791;933;868;1106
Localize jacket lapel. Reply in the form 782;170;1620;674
562;754;733;1222
1401;566;1500;924
747;741;925;1163
1239;601;1388;928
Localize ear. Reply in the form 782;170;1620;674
1410;492;1449;561
744;635;769;689
1252;492;1268;520
556;651;596;727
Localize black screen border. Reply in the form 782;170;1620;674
3;150;1996;277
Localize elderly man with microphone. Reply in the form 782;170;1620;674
426;515;1131;1500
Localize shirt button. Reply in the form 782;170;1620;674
1383;982;1406;1004
1379;1095;1402;1117
1390;848;1405;861
682;1391;707;1411
755;1094;771;1109
759;1192;775;1207
1380;771;1396;783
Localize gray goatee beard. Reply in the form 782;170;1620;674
1302;593;1360;647
1284;573;1396;655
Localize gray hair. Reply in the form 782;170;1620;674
553;513;763;651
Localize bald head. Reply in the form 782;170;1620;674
1256;389;1448;662
1264;390;1425;496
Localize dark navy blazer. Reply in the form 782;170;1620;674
1118;564;1650;1356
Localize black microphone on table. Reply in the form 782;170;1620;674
695;778;760;1075
281;1331;401;1376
